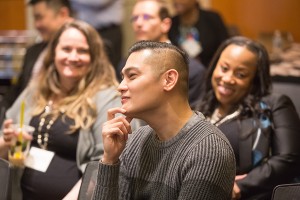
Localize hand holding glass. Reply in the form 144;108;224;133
8;124;35;167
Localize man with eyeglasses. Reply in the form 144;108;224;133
117;0;206;108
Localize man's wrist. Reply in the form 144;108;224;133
100;156;119;165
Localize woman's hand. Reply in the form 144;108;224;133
232;174;247;200
2;119;16;147
101;108;132;165
2;119;33;147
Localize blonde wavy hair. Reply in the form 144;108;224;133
31;20;118;132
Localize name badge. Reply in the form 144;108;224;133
181;38;202;58
25;147;55;172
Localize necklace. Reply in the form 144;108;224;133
37;101;54;149
211;107;242;126
210;108;223;124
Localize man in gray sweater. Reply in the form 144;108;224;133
92;41;235;200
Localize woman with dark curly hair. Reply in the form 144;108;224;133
197;36;300;200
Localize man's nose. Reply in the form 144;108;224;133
118;79;128;93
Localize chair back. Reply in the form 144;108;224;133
272;183;300;200
78;161;99;200
0;158;12;200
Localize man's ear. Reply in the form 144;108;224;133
161;18;172;34
163;69;178;91
58;7;70;19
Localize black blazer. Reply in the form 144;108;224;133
0;42;48;116
218;94;300;199
169;7;229;67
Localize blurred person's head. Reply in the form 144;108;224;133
33;20;118;130
119;41;189;119
198;36;271;116
29;0;73;41
131;0;171;42
172;0;198;15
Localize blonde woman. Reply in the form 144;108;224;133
0;20;133;200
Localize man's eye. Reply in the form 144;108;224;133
130;15;138;23
143;14;152;21
130;14;153;23
128;74;137;79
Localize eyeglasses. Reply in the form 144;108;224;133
130;14;155;23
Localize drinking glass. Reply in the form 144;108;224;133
8;124;35;167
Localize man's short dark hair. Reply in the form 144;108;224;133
136;0;170;20
158;1;170;20
28;0;73;16
129;40;189;66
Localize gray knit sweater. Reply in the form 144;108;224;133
92;112;235;200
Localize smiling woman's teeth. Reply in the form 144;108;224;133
218;86;233;95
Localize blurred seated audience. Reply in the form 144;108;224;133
196;36;300;200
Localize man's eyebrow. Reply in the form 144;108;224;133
120;66;137;79
121;66;138;76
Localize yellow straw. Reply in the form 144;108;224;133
18;100;25;141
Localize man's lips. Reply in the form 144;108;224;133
121;96;130;104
